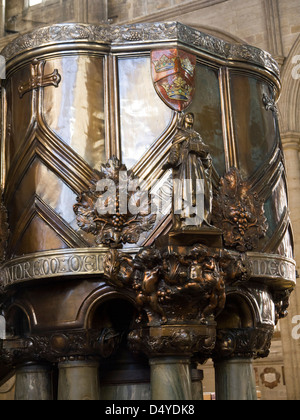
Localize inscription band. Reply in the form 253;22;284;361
0;249;296;289
0;248;139;289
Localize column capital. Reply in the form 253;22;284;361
0;328;121;367
128;324;216;359
213;326;274;362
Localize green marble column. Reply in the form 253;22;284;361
191;368;204;400
100;347;151;400
15;364;53;400
58;360;100;401
214;358;257;401
101;383;151;400
150;357;192;401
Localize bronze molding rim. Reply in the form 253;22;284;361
1;22;280;80
0;247;140;289
246;252;296;290
0;248;295;290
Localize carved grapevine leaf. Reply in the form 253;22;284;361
74;157;156;248
212;167;268;252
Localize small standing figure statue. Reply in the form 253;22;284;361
163;112;213;231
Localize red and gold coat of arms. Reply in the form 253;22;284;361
151;49;196;112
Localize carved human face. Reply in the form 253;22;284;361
184;113;194;128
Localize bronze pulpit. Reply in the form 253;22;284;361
0;22;296;400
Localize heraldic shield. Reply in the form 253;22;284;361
151;49;196;112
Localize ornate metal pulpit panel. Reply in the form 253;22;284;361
0;22;296;400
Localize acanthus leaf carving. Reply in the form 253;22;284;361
0;328;121;366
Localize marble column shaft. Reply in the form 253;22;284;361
58;360;100;401
150;357;192;401
214;358;257;401
15;364;53;401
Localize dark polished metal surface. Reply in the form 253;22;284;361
0;22;295;400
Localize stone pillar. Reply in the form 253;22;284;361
15;363;53;401
128;324;215;402
101;381;150;401
0;0;5;38
214;358;257;401
282;133;300;268
100;348;151;400
74;0;108;23
191;367;203;400
150;357;192;401
280;132;300;400
214;327;274;401
58;359;100;401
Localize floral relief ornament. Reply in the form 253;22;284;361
73;157;156;248
213;167;268;252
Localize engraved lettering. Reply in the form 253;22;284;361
15;264;23;281
23;262;31;279
43;259;50;276
83;256;97;272
33;260;41;277
279;262;287;278
269;260;278;276
70;255;81;272
50;258;59;274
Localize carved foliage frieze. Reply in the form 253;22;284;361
128;325;216;358
1;23;280;78
214;326;274;360
0;328;121;366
